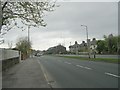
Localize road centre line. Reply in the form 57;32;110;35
84;67;92;70
64;62;71;64
63;61;92;70
105;72;120;78
64;62;92;70
67;62;71;64
58;60;62;62
76;65;92;70
76;65;84;68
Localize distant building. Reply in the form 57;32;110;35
89;38;97;54
90;38;97;50
79;41;87;52
69;41;80;54
35;50;44;56
69;41;87;54
46;44;67;54
69;38;97;54
108;34;113;39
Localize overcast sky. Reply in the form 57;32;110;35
0;2;118;50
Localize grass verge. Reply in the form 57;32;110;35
57;55;119;64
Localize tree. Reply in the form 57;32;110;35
8;41;13;49
111;36;118;53
104;34;118;54
0;1;57;34
16;37;32;60
96;40;108;54
118;35;120;54
97;34;119;54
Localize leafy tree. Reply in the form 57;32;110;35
111;36;118;53
7;41;13;49
104;34;118;54
16;37;32;59
96;40;108;54
0;1;57;34
117;35;120;54
97;34;119;54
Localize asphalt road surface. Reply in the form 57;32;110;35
37;55;119;88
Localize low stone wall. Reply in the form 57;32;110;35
0;48;19;60
2;57;19;71
0;48;20;71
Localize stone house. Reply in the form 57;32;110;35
69;38;97;54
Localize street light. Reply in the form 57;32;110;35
70;42;71;54
28;25;30;43
21;25;31;58
81;25;90;58
27;25;31;58
21;25;30;42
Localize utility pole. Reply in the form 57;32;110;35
28;25;30;43
27;25;30;58
70;42;71;54
81;25;90;58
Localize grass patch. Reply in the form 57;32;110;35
57;55;119;64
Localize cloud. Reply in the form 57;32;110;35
0;2;118;50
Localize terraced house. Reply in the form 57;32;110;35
69;38;97;54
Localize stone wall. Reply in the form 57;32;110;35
0;48;20;71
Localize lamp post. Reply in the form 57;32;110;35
27;25;30;58
21;25;31;58
81;25;90;58
28;25;30;43
70;42;71;54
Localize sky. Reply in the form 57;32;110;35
0;1;118;50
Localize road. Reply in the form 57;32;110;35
37;55;119;88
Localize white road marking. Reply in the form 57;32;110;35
84;67;92;70
76;65;84;68
64;62;92;70
58;60;62;62
64;62;71;65
64;62;68;63
37;60;50;84
105;72;120;78
76;65;92;70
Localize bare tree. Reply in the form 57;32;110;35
16;36;32;59
8;41;13;49
0;0;58;34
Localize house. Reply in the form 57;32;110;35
69;41;80;54
89;38;97;54
46;44;67;54
69;41;87;54
69;38;97;54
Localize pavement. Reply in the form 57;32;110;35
39;55;119;88
2;57;50;88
